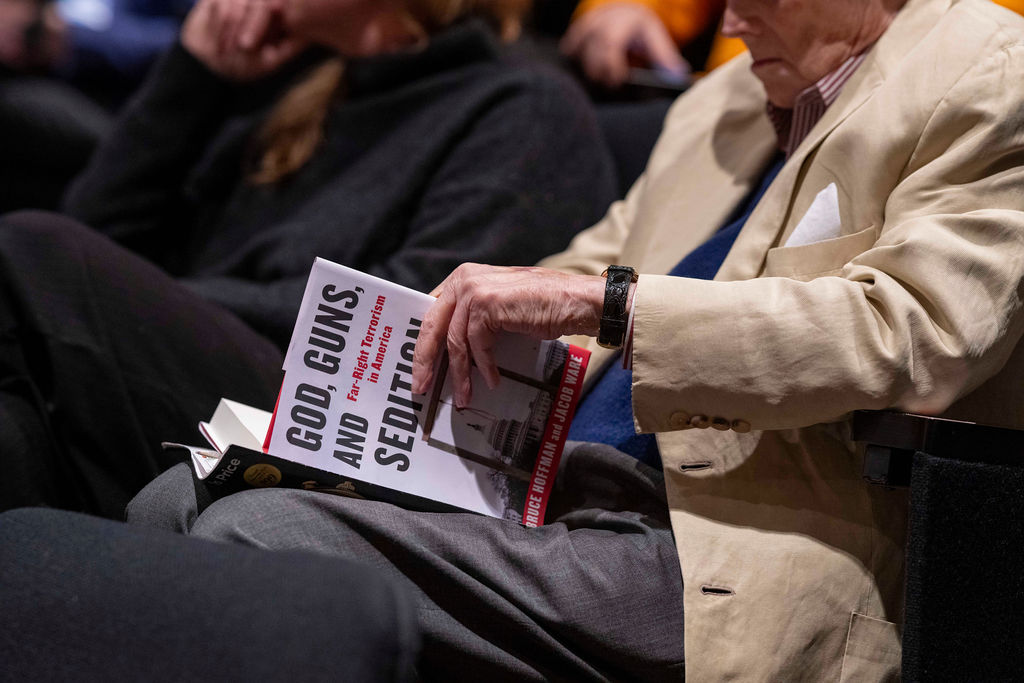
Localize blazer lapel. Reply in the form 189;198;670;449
628;58;779;276
641;124;776;277
715;72;882;281
715;0;949;283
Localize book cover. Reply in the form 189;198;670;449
188;258;590;526
167;403;470;516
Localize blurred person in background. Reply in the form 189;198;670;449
561;0;1024;91
0;0;193;211
0;0;617;518
125;0;1024;679
560;0;744;90
553;0;1024;198
0;0;194;97
543;0;747;196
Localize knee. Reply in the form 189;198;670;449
125;463;199;532
1;209;84;233
192;489;296;546
0;210;91;253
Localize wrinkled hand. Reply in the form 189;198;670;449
0;0;67;72
411;264;606;408
181;0;307;81
560;1;687;89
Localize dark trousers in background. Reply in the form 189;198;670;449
0;211;283;518
0;77;111;212
0;507;421;682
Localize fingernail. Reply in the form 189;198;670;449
455;379;472;409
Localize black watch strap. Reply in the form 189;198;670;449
598;265;637;349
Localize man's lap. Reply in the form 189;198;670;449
129;442;686;681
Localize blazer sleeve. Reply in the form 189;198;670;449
630;44;1024;433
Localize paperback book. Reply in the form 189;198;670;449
175;258;590;526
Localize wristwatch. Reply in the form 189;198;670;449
597;265;638;349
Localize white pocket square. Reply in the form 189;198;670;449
784;183;842;247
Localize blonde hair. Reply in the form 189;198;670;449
248;0;530;185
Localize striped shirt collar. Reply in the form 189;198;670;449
767;52;867;156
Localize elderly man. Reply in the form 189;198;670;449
127;0;1024;679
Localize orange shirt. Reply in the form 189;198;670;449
702;33;745;71
573;0;739;71
574;0;722;47
994;0;1024;14
576;0;1024;72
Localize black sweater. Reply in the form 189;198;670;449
64;22;617;348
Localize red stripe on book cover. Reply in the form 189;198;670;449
521;344;591;527
263;380;285;453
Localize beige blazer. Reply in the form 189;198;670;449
540;0;1024;679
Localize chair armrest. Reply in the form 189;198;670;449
852;410;1024;460
851;410;1024;485
854;410;1024;679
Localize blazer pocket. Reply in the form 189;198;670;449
764;226;877;281
839;611;901;683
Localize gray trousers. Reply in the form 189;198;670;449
129;442;685;681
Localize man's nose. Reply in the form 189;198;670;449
721;4;754;38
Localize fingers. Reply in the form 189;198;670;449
558;10;592;58
446;273;502;407
217;0;245;55
257;33;307;72
180;0;215;60
238;0;271;50
412;265;604;408
467;313;500;392
581;35;630;88
413;264;500;407
566;10;634;88
444;286;476;407
208;0;272;55
637;20;688;81
182;0;300;80
411;272;461;395
561;3;685;89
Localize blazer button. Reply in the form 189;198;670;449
710;417;730;431
669;411;691;428
732;419;752;433
689;414;710;429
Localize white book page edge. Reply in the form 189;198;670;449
200;399;272;453
161;442;221;479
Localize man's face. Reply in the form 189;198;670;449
722;0;902;107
